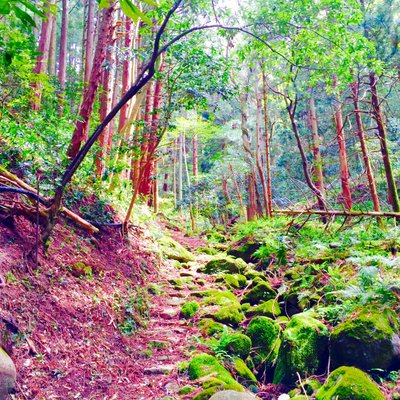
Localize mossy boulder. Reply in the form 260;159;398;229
213;306;245;327
246;316;281;370
273;313;329;385
227;239;262;262
245;299;281;319
198;319;227;337
216;274;247;289
189;353;243;392
230;357;257;386
331;307;400;371
219;333;252;360
241;282;277;305
315;366;385;400
180;302;200;319
200;256;248;275
159;236;195;262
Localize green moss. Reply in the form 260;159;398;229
196;247;219;255
216;273;240;289
197;290;240;307
231;357;257;385
69;262;92;277
246;316;281;369
241;303;251;313
219;333;252;359
202;377;227;389
193;387;219;400
189;353;243;392
241;282;277;305
200;256;248;275
245;299;281;319
273;313;329;385
158;236;195;262
181;302;200;319
178;385;196;395
316;366;385;400
213;306;245;327
227;239;262;262
198;319;227;337
331;307;399;370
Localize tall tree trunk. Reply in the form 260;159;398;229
255;91;270;218
350;82;381;212
333;99;352;210
229;164;246;222
48;14;57;76
247;173;257;221
58;0;69;116
84;0;96;84
261;66;272;217
287;98;327;209
31;0;56;111
67;4;115;159
309;96;326;211
369;72;400;212
178;132;183;207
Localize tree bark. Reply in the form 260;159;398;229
83;0;96;84
58;0;69;116
309;96;326;211
67;4;115;159
333;99;352;210
31;0;56;111
350;82;381;212
369;72;400;212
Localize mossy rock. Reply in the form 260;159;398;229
216;273;248;289
196;247;219;255
244;270;266;281
241;282;277;305
245;299;281;319
315;366;385;400
246;316;281;370
178;385;196;395
227;239;262;262
230;357;257;386
213;306;245;327
331;307;400;371
69;262;92;277
198;319;227;337
189;353;243;393
181;302;200;319
158;236;195;262
197;290;241;307
200;256;248;275
273;313;329;386
219;333;252;359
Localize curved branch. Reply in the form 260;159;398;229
0;186;48;205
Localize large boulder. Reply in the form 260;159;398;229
227;239;262;262
246;316;281;371
331;307;400;371
241;282;277;305
200;257;248;275
158;236;195;262
189;353;243;392
315;366;385;400
273;313;329;385
0;348;16;398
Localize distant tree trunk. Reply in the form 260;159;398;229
287;97;327;209
261;66;272;217
247;173;257;221
58;0;69;116
31;0;56;110
309;96;326;211
369;72;400;212
350;82;381;212
229;164;246;222
178;132;183;207
83;0;96;83
333;99;352;210
153;161;158;213
67;4;115;159
255;91;270;218
48;14;57;76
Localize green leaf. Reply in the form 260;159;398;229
19;0;45;17
98;0;111;8
13;5;37;27
120;0;152;25
140;0;158;6
0;0;11;14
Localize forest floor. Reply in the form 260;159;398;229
0;214;242;400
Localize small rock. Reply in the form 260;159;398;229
0;348;16;398
209;390;259;400
160;308;179;319
144;365;175;375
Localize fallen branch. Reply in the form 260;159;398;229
0;169;99;233
273;208;400;218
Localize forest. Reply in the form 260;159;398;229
0;0;399;399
